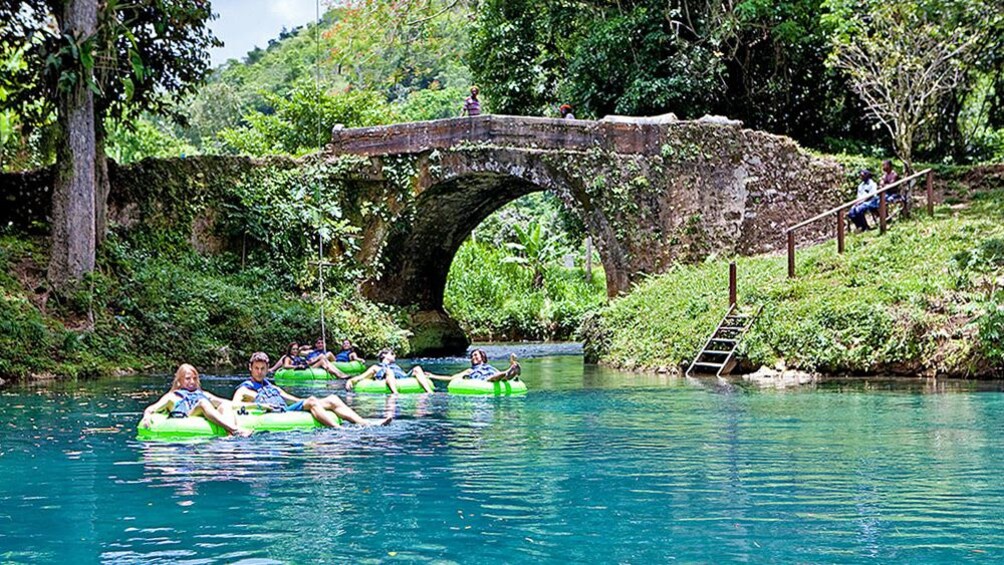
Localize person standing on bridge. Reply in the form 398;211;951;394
461;86;481;117
559;104;575;119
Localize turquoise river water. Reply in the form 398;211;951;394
2;351;1004;563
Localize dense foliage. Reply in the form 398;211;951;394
0;233;408;379
4;0;1001;168
444;193;605;341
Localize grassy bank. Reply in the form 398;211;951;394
0;234;409;380
581;190;1004;376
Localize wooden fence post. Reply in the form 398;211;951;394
837;209;845;253
729;261;737;306
926;170;934;216
879;192;887;234
787;231;795;278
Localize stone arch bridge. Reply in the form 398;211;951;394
324;115;843;353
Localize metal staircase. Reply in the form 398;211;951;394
685;304;761;377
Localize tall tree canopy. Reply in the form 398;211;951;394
0;0;218;287
823;0;997;169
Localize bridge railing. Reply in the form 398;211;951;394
784;168;935;278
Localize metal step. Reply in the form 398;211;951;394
685;304;762;378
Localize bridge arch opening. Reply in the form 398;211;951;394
361;170;614;354
442;191;608;342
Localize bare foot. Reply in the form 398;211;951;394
505;354;521;380
231;428;252;438
345;381;354;391
378;416;393;426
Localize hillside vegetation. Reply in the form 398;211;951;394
582;191;1004;377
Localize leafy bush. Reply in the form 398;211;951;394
444;239;606;341
218;82;398;156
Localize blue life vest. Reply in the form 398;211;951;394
335;350;352;362
170;389;207;418
374;363;408;380
287;355;309;370
467;363;497;381
240;379;287;412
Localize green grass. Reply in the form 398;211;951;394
583;190;1004;376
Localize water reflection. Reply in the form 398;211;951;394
3;355;1004;562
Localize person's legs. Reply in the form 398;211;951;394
301;396;340;427
411;367;435;393
849;203;870;230
318;394;391;426
384;374;400;394
193;399;248;436
311;357;348;378
494;354;521;382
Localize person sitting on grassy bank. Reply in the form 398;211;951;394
429;349;521;384
879;160;902;202
849;169;879;231
345;348;436;394
234;352;391;427
140;364;251;437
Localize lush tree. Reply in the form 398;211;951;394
1;0;99;287
218;82;397;156
716;0;875;147
566;3;724;118
1;0;218;287
925;7;1004;162
823;0;993;169
469;0;592;116
325;0;474;97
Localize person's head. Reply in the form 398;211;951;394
248;352;270;381
470;349;488;366
559;104;572;117
314;337;325;351
341;338;352;351
860;169;873;181
882;160;894;173
287;341;299;356
171;364;201;392
377;348;395;364
470;86;479;98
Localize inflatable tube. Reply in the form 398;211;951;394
274;361;366;380
273;367;328;380
136;409;339;440
352;377;428;394
447;378;528;396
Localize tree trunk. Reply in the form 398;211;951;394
94;120;109;245
48;0;98;290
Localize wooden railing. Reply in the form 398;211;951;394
785;168;934;278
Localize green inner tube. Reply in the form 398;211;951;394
136;409;339;440
447;378;528;395
352;377;427;394
273;361;367;380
